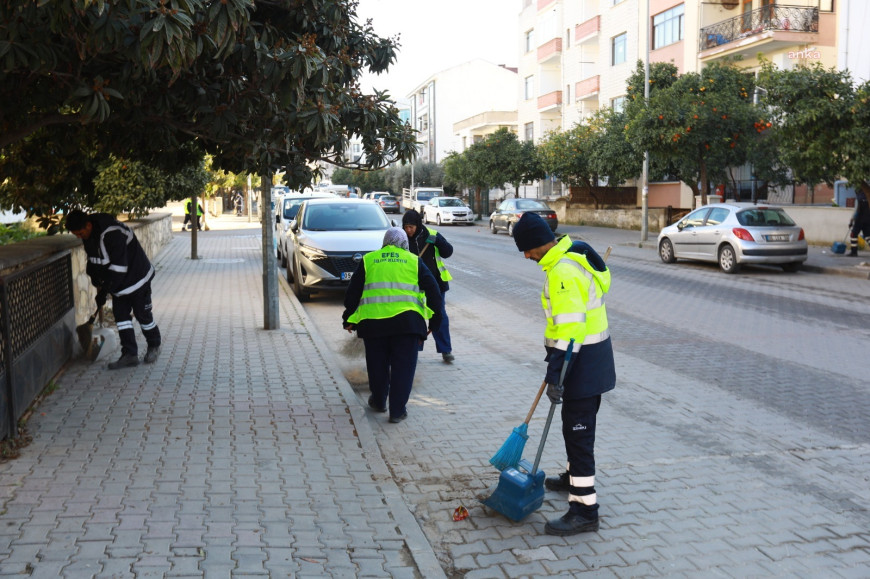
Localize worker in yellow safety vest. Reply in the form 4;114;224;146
342;227;442;424
512;212;616;537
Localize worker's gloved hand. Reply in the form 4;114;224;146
546;382;563;405
95;289;107;308
426;233;436;244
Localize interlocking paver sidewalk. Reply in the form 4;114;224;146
0;213;444;578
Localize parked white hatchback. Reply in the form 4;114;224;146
422;196;475;226
657;202;808;273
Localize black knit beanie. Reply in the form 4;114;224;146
402;209;423;228
512;212;556;252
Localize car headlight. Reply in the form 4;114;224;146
299;243;327;260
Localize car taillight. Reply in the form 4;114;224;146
732;228;755;241
798;228;805;241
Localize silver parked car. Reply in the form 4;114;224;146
284;198;395;300
657;202;808;273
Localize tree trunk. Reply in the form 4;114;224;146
699;155;709;206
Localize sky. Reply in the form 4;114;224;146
355;0;519;102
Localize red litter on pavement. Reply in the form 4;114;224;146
453;506;469;521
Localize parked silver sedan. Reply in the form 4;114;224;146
657;203;808;273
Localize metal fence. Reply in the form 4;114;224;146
700;5;819;51
0;252;75;439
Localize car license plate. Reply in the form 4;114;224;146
766;234;789;242
341;272;353;281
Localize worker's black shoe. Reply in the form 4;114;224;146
388;411;408;423
545;472;570;492
367;395;387;413
107;353;139;370
144;346;160;364
544;511;600;536
442;353;455;363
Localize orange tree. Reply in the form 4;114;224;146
625;61;763;204
758;61;856;198
0;0;416;218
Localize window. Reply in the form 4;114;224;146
706;208;729;226
612;33;627;65
525;29;534;53
524;76;534;100
524;122;534;142
680;208;711;229
653;4;684;49
566;84;571;103
565;28;571;49
611;96;625;112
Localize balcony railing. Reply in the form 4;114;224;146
700;5;818;51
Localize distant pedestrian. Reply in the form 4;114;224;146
234;191;244;216
66;210;161;370
511;212;615;536
401;209;455;362
183;198;204;231
342;227;442;423
848;188;869;257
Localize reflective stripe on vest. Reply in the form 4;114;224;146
347;248;433;323
425;227;453;282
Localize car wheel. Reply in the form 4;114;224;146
292;259;311;301
436;214;442;226
718;244;741;274
658;238;677;263
781;262;801;273
490;221;498;234
508;221;515;237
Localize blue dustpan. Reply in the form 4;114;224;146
481;458;546;522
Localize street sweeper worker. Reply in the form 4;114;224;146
511;212;616;536
402;209;455;363
848;188;869;257
66;210;162;370
342;227;442;424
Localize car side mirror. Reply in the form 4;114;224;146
276;214;280;224
290;220;298;233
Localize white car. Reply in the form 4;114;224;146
275;191;330;267
283;198;397;300
422;197;475;226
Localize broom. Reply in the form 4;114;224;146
489;380;547;471
489;245;611;472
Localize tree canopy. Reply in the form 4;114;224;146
0;0;417;218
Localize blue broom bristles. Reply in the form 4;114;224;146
489;423;529;471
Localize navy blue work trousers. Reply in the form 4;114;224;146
112;282;161;356
364;334;420;420
562;395;601;515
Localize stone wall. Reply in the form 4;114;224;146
549;197;672;232
0;213;172;325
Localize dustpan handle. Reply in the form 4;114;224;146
531;337;575;474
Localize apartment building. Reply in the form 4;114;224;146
407;60;518;164
517;0;846;209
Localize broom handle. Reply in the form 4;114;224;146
523;380;548;425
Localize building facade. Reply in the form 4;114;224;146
407;60;518;164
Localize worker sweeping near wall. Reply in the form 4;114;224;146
848;188;870;257
511;212;616;536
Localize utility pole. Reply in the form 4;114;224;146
261;173;279;330
190;194;199;260
640;0;650;243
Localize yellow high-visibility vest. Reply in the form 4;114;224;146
347;247;434;324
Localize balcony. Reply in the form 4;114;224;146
537;38;562;64
575;15;600;43
537;90;562;112
700;5;818;52
575;76;600;100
